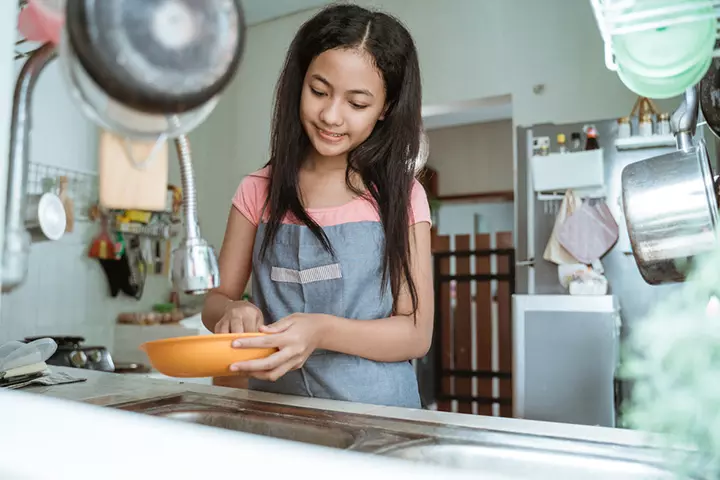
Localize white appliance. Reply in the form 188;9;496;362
512;294;620;427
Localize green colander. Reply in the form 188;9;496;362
613;0;716;78
618;54;712;99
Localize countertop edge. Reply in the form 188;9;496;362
23;366;665;450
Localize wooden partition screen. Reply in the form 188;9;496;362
431;231;515;416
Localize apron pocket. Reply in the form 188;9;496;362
271;263;342;283
271;263;344;317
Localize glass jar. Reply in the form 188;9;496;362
657;113;672;136
638;114;654;137
617;116;632;138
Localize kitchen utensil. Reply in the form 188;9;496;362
621;139;718;285
126;236;147;300
56;175;74;232
140;333;277;378
98;251;146;299
612;0;715;78
58;28;212;141
24;192;66;241
699;57;720;138
98;130;169;211
60;0;245;140
609;0;715;99
617;55;712;99
88;211;118;260
162;238;172;276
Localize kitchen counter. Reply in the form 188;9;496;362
30;366;658;447
0;367;674;479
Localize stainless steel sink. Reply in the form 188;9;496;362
158;411;357;449
105;392;684;478
107;392;415;453
375;441;677;479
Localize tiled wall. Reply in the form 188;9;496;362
0;225;172;347
0;49;174;348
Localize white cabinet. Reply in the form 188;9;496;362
530;148;605;194
512;294;620;427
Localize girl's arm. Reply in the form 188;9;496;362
316;221;434;362
201;208;257;332
229;221;434;379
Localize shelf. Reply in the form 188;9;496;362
536;187;607;202
115;222;175;238
26;162;98;223
530;148;605;193
614;135;676;151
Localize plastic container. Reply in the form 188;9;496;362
612;0;715;78
140;333;277;378
617;54;712;99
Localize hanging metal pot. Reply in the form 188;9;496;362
621;86;720;285
61;0;246;140
621;140;718;285
699;57;720;138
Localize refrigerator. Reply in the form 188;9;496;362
512;117;718;426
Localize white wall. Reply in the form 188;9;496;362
190;0;663;249
0;49;174;347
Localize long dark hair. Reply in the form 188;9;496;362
261;4;423;318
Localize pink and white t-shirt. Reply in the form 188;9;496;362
232;167;432;228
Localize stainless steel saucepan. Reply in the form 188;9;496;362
621;84;720;285
621;139;718;285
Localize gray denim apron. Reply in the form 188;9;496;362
248;221;422;409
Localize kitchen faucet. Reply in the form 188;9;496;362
1;43;220;295
1;43;55;293
170;134;220;295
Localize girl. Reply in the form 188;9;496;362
202;3;433;409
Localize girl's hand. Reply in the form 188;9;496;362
214;300;263;334
228;314;329;382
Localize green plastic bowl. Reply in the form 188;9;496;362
613;0;716;78
617;54;712;99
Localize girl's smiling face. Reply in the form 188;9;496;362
300;47;387;159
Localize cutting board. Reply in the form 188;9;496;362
98;131;169;211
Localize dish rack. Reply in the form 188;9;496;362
589;0;720;71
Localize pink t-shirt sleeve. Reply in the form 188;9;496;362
232;175;265;226
410;179;432;226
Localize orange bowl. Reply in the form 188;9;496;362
139;333;277;378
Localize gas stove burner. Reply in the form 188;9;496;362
24;335;85;349
21;335;114;372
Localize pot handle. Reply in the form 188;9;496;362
672;86;699;150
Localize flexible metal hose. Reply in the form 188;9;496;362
173;134;200;239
